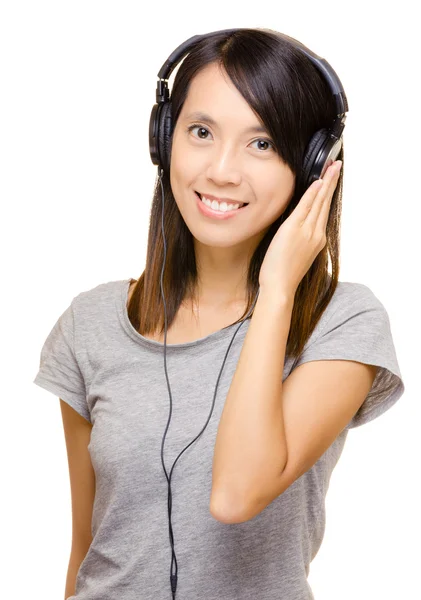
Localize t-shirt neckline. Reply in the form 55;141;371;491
116;278;251;350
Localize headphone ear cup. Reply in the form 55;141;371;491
158;102;173;174
149;103;160;167
302;128;329;190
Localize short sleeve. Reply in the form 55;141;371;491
33;301;91;423
290;284;405;430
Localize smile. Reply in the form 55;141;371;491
194;191;249;220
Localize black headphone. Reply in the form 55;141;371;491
147;28;349;599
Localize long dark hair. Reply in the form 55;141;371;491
128;27;343;359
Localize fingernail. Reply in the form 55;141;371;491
334;160;342;172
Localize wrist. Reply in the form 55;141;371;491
257;285;295;311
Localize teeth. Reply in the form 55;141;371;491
200;195;244;212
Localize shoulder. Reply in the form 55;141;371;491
328;280;382;311
321;280;387;328
301;280;387;351
71;278;130;310
68;279;132;338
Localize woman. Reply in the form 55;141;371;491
33;28;405;600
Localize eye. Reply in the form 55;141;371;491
187;124;211;140
249;139;274;152
186;124;275;153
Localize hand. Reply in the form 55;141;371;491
258;160;342;298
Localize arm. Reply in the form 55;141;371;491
209;289;378;524
65;546;90;600
210;288;293;522
60;400;95;598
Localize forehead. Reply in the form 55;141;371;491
180;63;266;132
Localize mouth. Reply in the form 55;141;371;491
194;191;249;220
195;191;249;210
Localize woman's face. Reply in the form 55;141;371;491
169;62;296;250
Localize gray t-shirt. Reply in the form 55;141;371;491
33;278;405;600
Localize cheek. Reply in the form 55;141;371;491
259;186;293;222
169;147;199;189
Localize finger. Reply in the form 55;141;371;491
296;178;325;221
297;163;336;219
307;162;341;229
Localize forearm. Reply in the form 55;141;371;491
64;546;89;599
210;287;294;520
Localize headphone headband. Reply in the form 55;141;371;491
154;29;348;137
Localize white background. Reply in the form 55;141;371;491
1;1;419;598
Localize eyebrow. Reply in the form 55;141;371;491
184;111;269;134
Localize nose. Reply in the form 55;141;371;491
205;144;242;186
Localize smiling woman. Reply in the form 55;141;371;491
133;29;345;349
32;26;405;600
